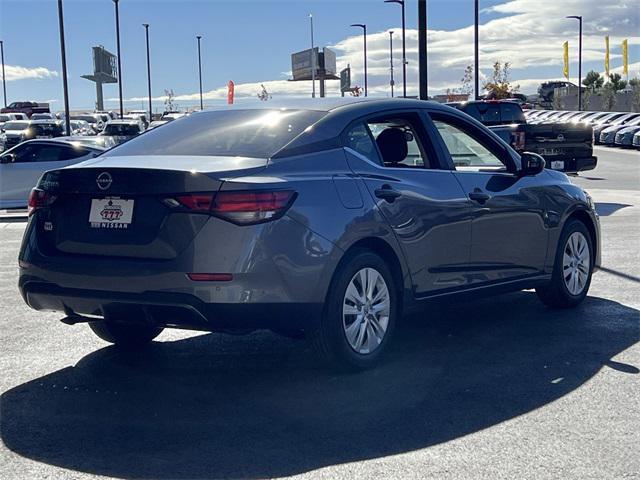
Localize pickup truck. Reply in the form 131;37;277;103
1;101;50;118
447;100;596;173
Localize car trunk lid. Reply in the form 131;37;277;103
36;155;267;259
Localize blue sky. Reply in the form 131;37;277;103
1;0;638;111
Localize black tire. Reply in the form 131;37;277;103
536;219;594;308
89;321;163;349
310;249;398;371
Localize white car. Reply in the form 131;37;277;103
0;139;104;209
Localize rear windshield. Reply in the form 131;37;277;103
104;124;141;136
109;109;326;158
3;121;30;130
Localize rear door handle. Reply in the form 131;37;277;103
468;191;491;203
374;185;402;202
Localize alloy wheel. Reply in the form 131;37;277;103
342;267;391;354
562;231;591;296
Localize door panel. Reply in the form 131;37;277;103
453;171;549;282
345;149;472;295
427;114;549;283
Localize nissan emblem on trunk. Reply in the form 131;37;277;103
96;172;113;191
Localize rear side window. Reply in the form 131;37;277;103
344;123;381;164
109;109;326;159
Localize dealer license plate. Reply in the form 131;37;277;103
550;160;565;170
89;197;134;229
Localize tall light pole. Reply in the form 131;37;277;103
389;31;395;98
566;15;583;111
418;0;428;99
474;0;479;100
350;24;367;97
309;14;316;98
143;24;152;120
112;0;123;118
0;41;6;108
384;0;406;97
196;35;203;110
57;0;71;136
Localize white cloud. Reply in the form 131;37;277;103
4;65;58;82
111;0;638;104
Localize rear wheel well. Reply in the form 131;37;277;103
338;237;406;309
565;209;597;260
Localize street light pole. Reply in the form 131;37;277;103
196;35;203;110
143;24;152;120
566;15;583;111
57;0;71;136
389;31;395;98
350;24;367;97
310;14;316;99
112;0;124;118
418;0;428;99
474;0;479;100
0;41;7;108
384;0;406;97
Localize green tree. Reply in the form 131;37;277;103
582;70;604;91
483;61;520;99
607;73;627;91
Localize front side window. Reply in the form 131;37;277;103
432;120;505;170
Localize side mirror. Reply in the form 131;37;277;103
520;151;545;176
0;153;16;164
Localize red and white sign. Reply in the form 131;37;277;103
227;81;235;105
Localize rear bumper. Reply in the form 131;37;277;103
19;280;322;332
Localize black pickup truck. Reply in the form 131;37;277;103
448;100;597;173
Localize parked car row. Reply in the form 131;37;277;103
0;110;189;209
523;108;640;149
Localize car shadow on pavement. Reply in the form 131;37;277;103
1;291;638;479
595;202;632;216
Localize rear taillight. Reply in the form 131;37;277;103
174;193;215;212
27;188;57;216
166;190;296;225
212;190;296;225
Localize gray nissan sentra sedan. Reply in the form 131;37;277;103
18;98;600;370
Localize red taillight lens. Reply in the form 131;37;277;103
212;190;296;225
174;193;215;212
28;189;56;216
166;190;296;225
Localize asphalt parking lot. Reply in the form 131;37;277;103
0;145;638;480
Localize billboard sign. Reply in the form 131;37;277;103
292;48;319;81
88;46;117;83
321;48;337;76
340;67;351;92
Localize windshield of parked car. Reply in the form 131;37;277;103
32;123;63;136
104;124;141;136
3;121;30;130
31;113;52;120
0;114;11;122
109;109;327;158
